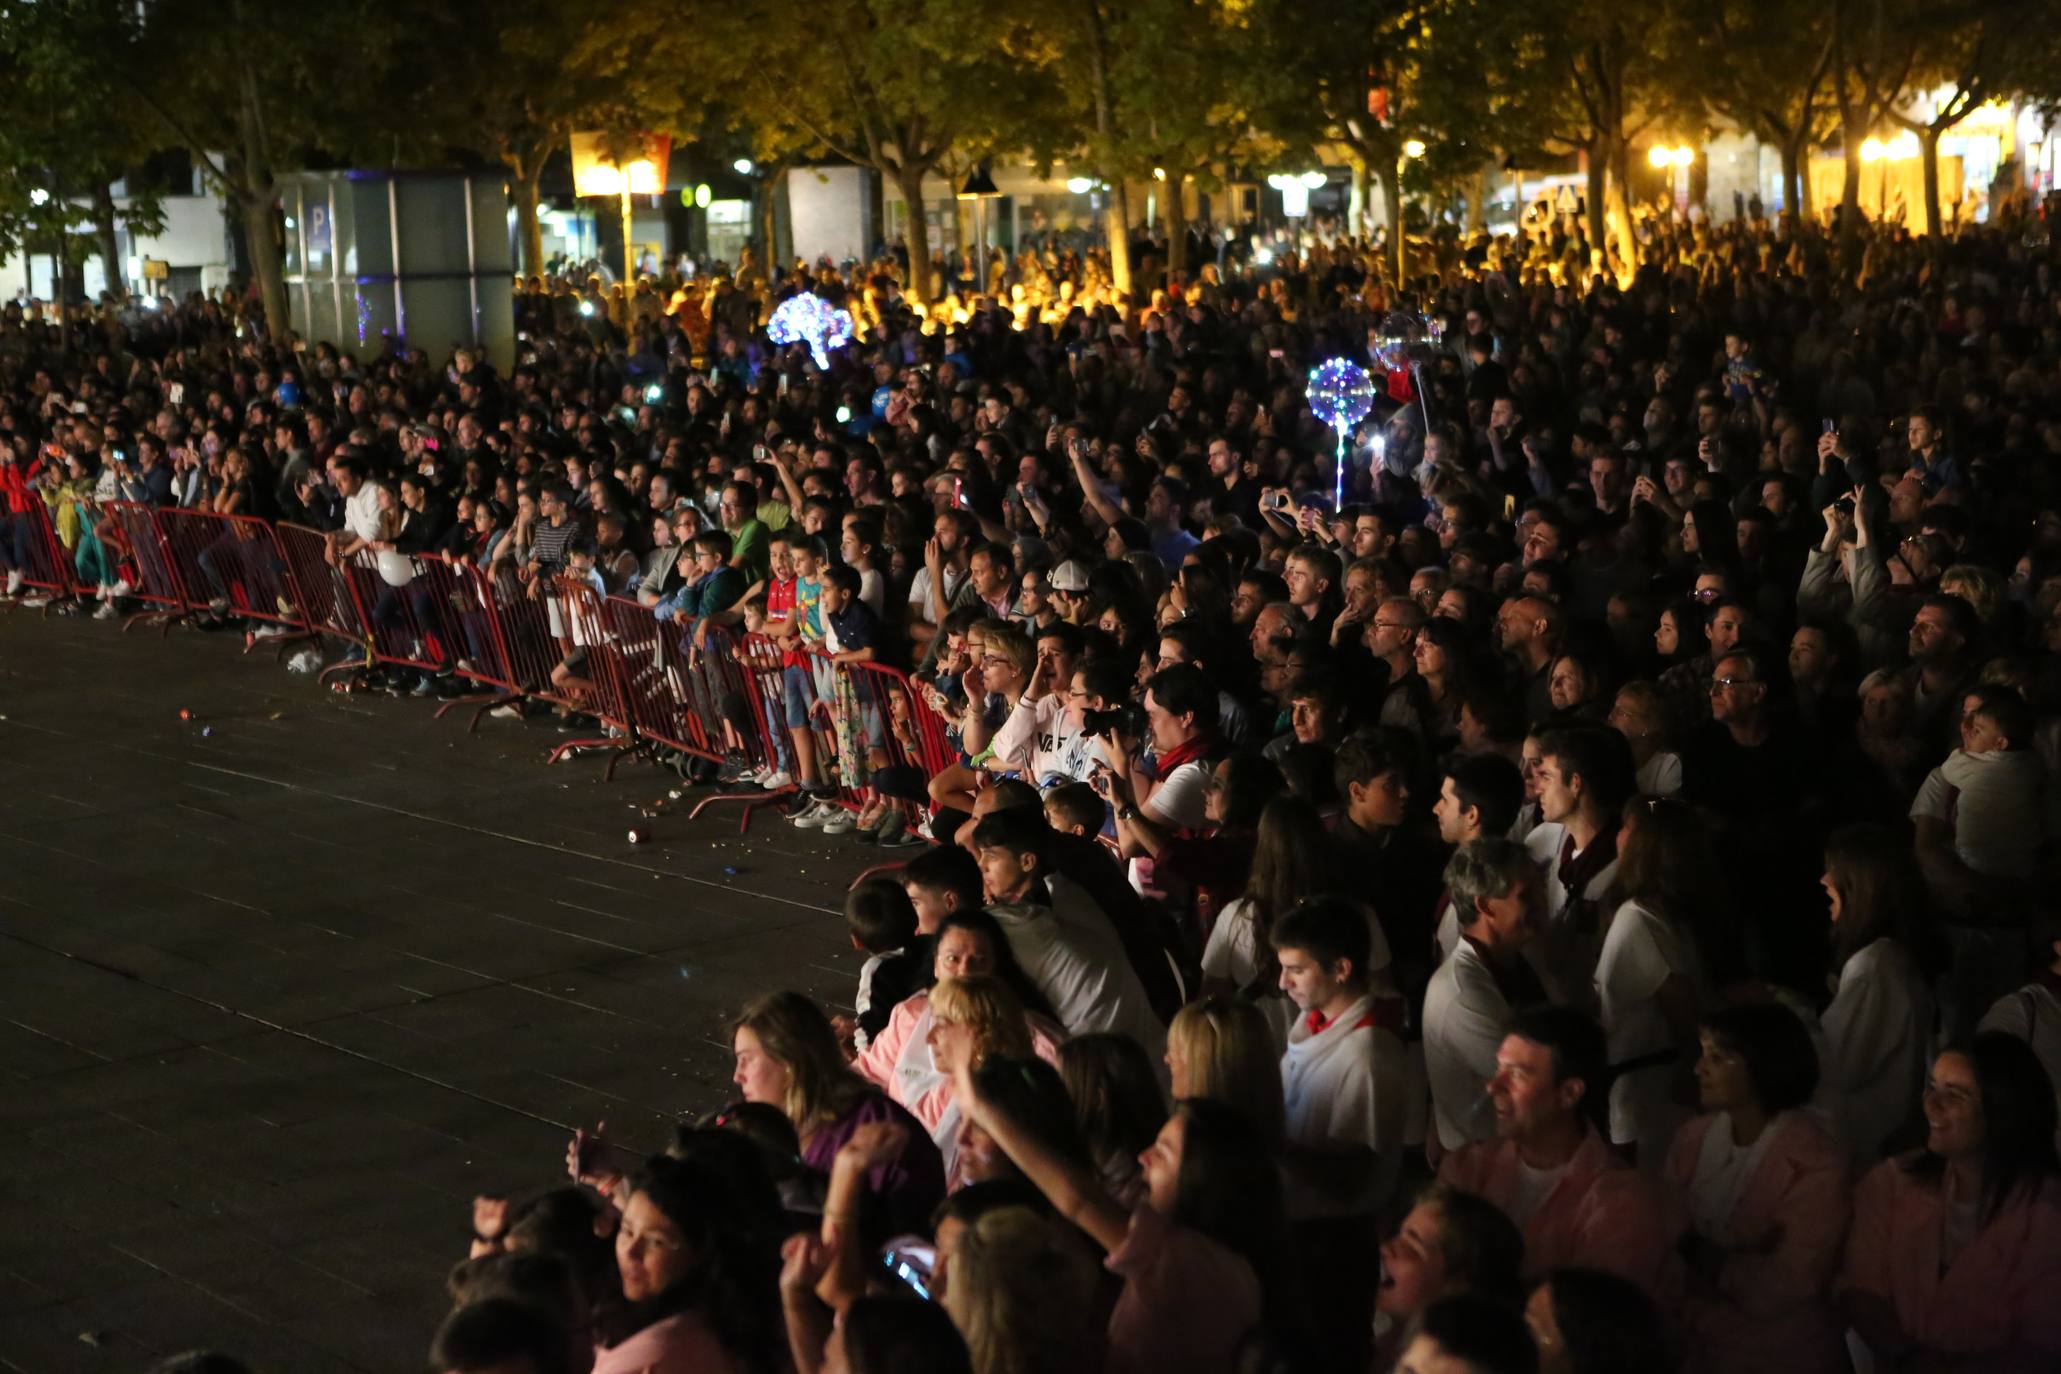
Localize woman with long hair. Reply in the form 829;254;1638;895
1199;793;1346;1046
1374;1184;1525;1372
1057;1032;1168;1206
1406;615;1476;746
733;991;944;1236
1595;796;1719;1165
1164;997;1285;1140
1839;1034;2061;1369
1818;824;1938;1163
938;1205;1103;1374
957;1061;1293;1374
595;1156;783;1374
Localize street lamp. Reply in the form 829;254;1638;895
1396;139;1424;286
733;158;755;176
957;163;1003;296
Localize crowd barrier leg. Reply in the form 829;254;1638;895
104;503;192;637
685;633;806;835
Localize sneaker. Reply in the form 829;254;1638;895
820;808;857;835
20;594;50;609
252;623;292;639
716;758;746;784
489;704;524;720
782;789;824;819
409;677;437;697
4;570;20;595
112;578;132;597
92;600;119;620
789;800;841;829
757;770;793;791
878;819;924;848
276;596;297;617
208;596;229;614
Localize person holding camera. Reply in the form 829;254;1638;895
1094;664;1221;861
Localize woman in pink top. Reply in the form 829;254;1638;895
593;1156;782;1374
1839;1034;2061;1373
952;1058;1288;1374
851;915;1063;1146
1665;1002;1851;1374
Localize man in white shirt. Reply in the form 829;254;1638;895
1424;839;1542;1155
988;622;1089;786
324;452;386;561
1274;895;1409;1211
970;806;1165;1056
1522;725;1632;1006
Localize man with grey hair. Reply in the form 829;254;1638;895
1423;838;1543;1156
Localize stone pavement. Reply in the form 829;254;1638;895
0;606;872;1372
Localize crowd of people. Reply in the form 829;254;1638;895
6;202;2061;1374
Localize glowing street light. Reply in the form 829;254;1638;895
1065;176;1095;194
1402;140;1426;160
28;188;49;206
733;158;755;176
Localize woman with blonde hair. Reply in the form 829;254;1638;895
926;974;1063;1182
1165;997;1285;1139
732;991;944;1235
941;1205;1102;1374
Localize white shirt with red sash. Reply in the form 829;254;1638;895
1282;992;1409;1205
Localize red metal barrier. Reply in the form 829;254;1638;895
432;562;534;728
154;507;307;637
3;499;82;610
540;576;642;776
104;502;189;634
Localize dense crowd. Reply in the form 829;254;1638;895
6;204;2061;1374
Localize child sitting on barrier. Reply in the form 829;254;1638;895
816;565;911;842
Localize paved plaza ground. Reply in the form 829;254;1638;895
0;606;869;1372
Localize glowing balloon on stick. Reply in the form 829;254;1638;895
767;292;855;369
1307;357;1376;510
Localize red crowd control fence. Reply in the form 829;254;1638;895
14;503;970;837
2;499;84;608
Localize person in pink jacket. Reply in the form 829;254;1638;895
1438;1005;1681;1302
1839;1034;2061;1374
1665;1002;1851;1374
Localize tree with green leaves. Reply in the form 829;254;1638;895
1686;0;1835;220
119;0;403;334
641;0;1053;304
0;0;167;330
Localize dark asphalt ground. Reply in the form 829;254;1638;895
0;603;870;1372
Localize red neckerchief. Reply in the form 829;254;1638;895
1154;732;1216;775
1305;995;1405;1036
1556;824;1619;901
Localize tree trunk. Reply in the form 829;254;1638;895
1583;146;1609;272
511;155;545;278
1605;133;1639;273
758;173;782;283
1106;182;1133;302
52;178;71;352
92;182;123;301
1349;156;1371;240
1163;175;1187;278
893;165;935;304
1918;124;1942;240
1779;134;1803;220
240;187;287;339
1468;164;1491;232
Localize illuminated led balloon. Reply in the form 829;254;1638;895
1307;357;1376;510
767;292;854;369
1306;357;1376;432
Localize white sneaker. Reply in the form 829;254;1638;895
96;582;112;601
758;770;793;790
208;596;229;614
820;808;857;835
252;623;291;639
489;704;523;720
789;799;841;829
20;594;50;608
93;601;119;620
4;571;21;595
112;578;132;596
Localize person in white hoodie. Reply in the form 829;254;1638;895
970;806;1166;1059
1272;895;1410;1212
